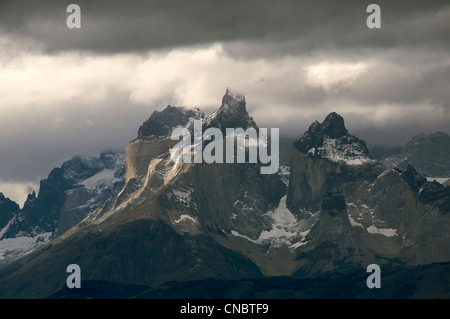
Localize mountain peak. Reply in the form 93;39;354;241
25;191;37;202
204;88;256;130
303;112;348;141
321;112;348;139
400;164;427;193
0;192;20;213
406;131;450;151
137;105;204;139
220;88;246;114
294;112;373;166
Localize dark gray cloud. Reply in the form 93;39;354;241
0;92;150;182
1;0;449;54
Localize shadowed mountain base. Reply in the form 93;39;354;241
48;262;450;299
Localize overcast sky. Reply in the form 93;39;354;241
1;0;449;205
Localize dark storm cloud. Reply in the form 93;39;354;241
1;0;449;54
0;91;150;182
352;59;450;108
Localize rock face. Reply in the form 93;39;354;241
287;112;379;213
127;105;204;183
0;91;450;298
400;164;427;193
418;181;450;214
125;138;177;183
137;105;204;139
395;164;449;214
294;190;378;277
308;190;354;244
0;193;20;232
0;151;125;265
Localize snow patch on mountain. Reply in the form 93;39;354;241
174;214;197;224
312;138;375;166
366;225;398;237
381;154;410;169
230;230;256;242
231;196;313;249
347;202;397;236
278;165;290;186
169;186;194;207
348;214;364;228
80;169;122;189
426;177;450;184
0;232;52;263
257;196;300;246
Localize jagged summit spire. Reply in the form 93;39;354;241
294;112;373;166
307;112;348;139
322;112;348;139
225;87;242;97
204;88;256;130
221;87;245;111
135;89;255;140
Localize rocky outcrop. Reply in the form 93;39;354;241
311;190;353;240
137;105;203;139
418;181;450;214
294;189;389;278
128;105;204;183
0;193;20;236
400;164;427;193
125;138;177;183
287;112;381;214
390;164;450;215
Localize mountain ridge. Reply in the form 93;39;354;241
0;89;449;298
0;151;125;266
375;131;450;178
